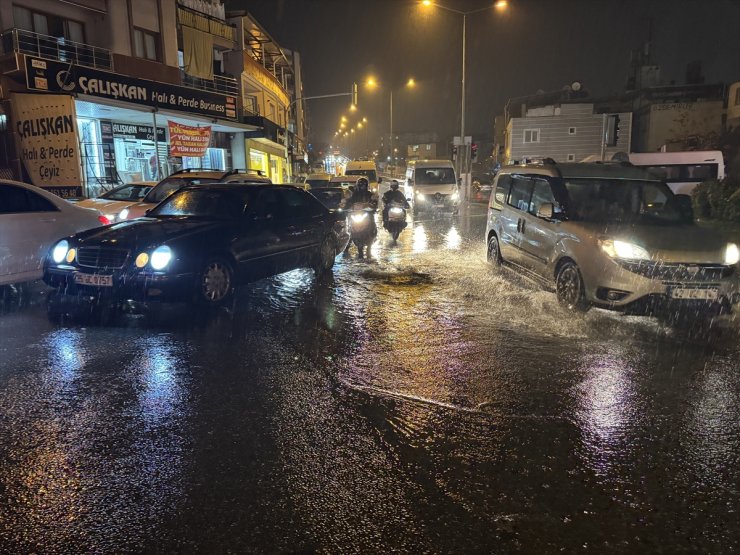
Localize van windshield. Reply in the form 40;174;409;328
563;178;685;225
345;169;377;182
415;168;456;185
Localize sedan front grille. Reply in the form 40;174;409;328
77;246;129;269
618;261;734;282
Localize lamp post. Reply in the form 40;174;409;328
366;77;415;174
421;0;507;197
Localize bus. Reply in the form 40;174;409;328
628;150;725;195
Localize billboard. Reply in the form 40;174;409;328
168;121;212;157
10;92;82;197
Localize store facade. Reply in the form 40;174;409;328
20;54;255;196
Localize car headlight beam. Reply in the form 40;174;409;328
52;240;69;263
599;239;650;261
150;245;172;270
725;243;740;265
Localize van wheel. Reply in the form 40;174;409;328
487;235;503;269
556;261;590;312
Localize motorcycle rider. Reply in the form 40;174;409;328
343;177;378;258
381;179;409;224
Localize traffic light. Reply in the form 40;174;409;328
471;143;478;162
352;82;358;107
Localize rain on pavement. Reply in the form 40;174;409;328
1;204;739;553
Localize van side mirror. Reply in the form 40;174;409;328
536;202;554;219
674;194;694;223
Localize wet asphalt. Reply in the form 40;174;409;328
0;203;739;554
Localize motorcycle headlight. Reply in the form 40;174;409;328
118;208;130;220
52;240;69;263
599;239;650;261
351;213;368;223
725;243;740;265
150;245;172;270
389;207;404;216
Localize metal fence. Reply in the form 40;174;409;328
1;28;113;70
182;71;239;96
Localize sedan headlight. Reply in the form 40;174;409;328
599;239;650;261
150;245;172;270
725;243;740;265
52;240;69;263
118;208;130;220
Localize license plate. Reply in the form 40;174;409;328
74;273;113;287
670;287;718;300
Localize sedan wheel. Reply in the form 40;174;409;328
199;258;233;305
314;237;336;274
556;261;589;312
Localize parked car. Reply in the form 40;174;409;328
43;184;349;313
304;173;333;189
124;169;270;219
76;181;156;222
0;180;105;286
485;161;740;315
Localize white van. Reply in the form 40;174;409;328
345;160;381;193
405;160;460;213
628;151;725;195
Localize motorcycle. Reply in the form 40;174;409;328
383;202;407;242
348;203;377;258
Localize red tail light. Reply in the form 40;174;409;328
98;215;111;225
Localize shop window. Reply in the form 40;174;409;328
249;150;268;175
133;28;159;61
182;148;226;171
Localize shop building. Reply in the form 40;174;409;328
225;12;307;183
0;0;262;197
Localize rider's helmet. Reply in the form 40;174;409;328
357;177;369;192
390;180;399;190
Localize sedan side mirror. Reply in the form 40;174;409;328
536;202;554;219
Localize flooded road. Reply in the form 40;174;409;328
1;203;739;553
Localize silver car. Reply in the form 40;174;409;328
485;161;740;315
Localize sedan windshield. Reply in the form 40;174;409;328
151;189;250;219
100;184;152;201
563;178;685;224
416;168;456;185
143;177;220;204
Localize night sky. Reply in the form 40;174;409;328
226;0;740;147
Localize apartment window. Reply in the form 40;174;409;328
735;88;740;106
425;144;432;151
523;129;540;143
567;154;576;162
13;5;85;42
133;28;159;61
568;127;577;135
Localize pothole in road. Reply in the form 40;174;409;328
359;268;434;286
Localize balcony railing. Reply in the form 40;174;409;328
0;28;112;70
182;70;238;96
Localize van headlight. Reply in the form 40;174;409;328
52;240;69;263
415;191;425;202
150;245;172;270
725;243;740;265
450;192;460;202
599;239;650;261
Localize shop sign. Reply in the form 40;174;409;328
111;123;166;142
10;92;82;196
168;120;212;157
24;56;238;121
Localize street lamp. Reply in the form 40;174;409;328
366;76;416;171
421;0;508;196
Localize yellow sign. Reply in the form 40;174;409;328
10;92;82;189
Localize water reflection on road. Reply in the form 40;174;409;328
0;204;739;552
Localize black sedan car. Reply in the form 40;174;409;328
43;184;349;311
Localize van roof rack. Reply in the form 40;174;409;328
226;168;266;177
